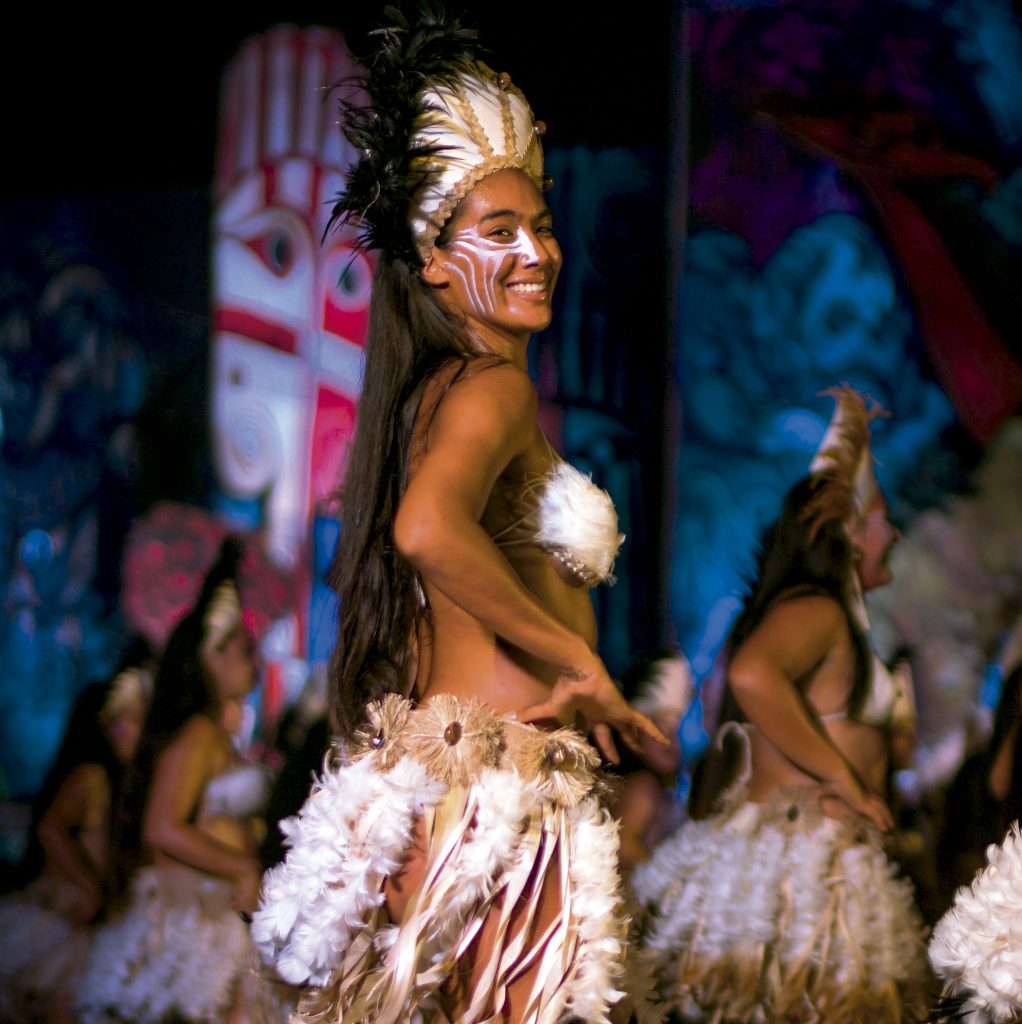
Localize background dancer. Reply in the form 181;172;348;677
77;538;269;1024
633;386;930;1022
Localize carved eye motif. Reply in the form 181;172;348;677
245;228;295;277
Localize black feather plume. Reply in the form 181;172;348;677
328;1;483;265
924;994;972;1024
193;535;243;612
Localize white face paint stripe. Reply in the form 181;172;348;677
443;226;548;318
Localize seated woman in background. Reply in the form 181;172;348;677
76;538;271;1024
632;386;930;1023
0;650;151;1024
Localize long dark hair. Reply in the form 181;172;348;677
109;540;240;899
328;251;489;740
690;475;871;816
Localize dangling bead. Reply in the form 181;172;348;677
533;120;547;138
547;743;567;768
444;721;463;745
497;71;512;90
542;175;555;191
370;729;385;749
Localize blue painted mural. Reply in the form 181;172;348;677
670;0;1022;766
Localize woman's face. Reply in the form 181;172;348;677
424;168;561;353
106;709;144;763
855;493;900;591
204;627;259;703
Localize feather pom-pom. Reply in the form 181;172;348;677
535;461;624;585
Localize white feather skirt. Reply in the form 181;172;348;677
631;787;931;1022
75;864;262;1023
251;693;632;1024
929;821;1022;1023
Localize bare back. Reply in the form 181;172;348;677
739;592;891;803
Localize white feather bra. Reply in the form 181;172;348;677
492;456;624;587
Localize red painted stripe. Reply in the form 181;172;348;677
215;308;298;354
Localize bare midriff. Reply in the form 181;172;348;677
418;560;596;722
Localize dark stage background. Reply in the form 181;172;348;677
3;1;1022;859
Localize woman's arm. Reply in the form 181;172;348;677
727;595;893;830
394;362;665;760
143;715;262;911
989;721;1020;802
36;762;108;922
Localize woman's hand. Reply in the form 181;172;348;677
817;769;894;832
233;859;263;916
514;655;669;764
65;880;104;925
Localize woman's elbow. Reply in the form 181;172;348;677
142;813;175;853
393;501;446;566
726;656;773;710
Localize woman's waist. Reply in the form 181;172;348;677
744;753;889;808
424;576;597;650
345;692;605;807
421;630;585;728
191;815;261;856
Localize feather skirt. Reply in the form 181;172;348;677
630;788;931;1023
75;864;262;1023
929;821;1022;1023
251;693;631;1024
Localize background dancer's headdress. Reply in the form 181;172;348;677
329;2;547;265
803;384;885;541
195;536;244;653
101;666;153;723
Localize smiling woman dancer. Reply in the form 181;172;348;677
252;7;665;1024
633;387;930;1023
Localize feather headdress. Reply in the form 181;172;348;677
803;384;885;540
195;535;244;653
329;2;546;264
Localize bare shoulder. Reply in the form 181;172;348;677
761;591;845;633
164;714;226;770
52;762;109;812
422;360;538;457
442;360;536;420
62;760;108;795
733;591;847;677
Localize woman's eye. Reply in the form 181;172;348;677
489;227;515;239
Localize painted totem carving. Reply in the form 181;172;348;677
211;26;370;717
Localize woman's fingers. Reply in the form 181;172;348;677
591;722;620;765
629;708;670;748
512;697;561;725
817;780;893;832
